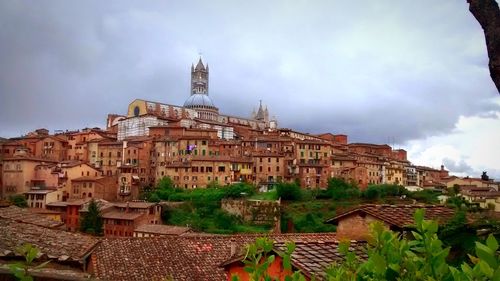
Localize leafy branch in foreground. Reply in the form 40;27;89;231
8;244;50;281
233;209;500;281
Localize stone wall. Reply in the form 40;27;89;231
221;199;280;226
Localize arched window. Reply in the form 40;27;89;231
88;192;92;198
82;192;86;198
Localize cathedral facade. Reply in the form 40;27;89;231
114;59;276;140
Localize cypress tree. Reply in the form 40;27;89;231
80;199;103;235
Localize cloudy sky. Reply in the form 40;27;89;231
0;1;499;178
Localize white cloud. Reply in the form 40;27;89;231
407;105;500;179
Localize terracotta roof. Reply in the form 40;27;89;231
91;233;337;281
0;206;64;228
326;204;457;228
0;217;98;263
113;202;156;209
102;211;143;220
28;208;63;215
2;156;58;163
462;190;500;198
134;224;191;236
71;176;103;182
222;240;367;281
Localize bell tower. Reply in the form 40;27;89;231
190;58;209;95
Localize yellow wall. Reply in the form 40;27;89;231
127;99;148;117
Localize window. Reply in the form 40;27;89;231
218;166;225;172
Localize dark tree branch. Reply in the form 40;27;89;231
468;0;500;94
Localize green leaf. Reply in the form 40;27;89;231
475;242;498;269
287;242;296;254
283;255;292;270
414;209;424;225
427;221;438;234
371;253;387;276
486;234;499;252
478;260;494;277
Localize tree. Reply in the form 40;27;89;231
468;0;500;94
322;178;360;200
157;176;174;190
80;199;103;235
276;182;301;201
8;195;28;208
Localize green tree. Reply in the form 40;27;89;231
319;177;360;200
157;176;174;190
276;182;301;201
8;195;28;208
80;199;103;235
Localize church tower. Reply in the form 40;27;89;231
184;58;218;121
190;58;209;95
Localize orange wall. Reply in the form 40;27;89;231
226;256;301;281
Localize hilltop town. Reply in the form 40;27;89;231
1;60;499;280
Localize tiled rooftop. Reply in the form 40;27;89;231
91;233;338;281
326;204;457;228
0;211;99;263
102;210;143;220
134;224;191;236
0;206;64;228
275;240;367;280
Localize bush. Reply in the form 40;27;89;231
157;176;174;190
408;189;440;204
318;178;360;200
363;185;380;200
276;182;302;201
8;195;27;208
222;183;255;199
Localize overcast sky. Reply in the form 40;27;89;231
0;1;499;178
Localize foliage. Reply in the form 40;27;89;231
327;209;500;281
8;244;50;281
249;190;278;201
158;176;175;190
8;195;28;208
80;199;103;235
276;182;302;201
438;210;478;266
281;200;341;233
407;189;440;204
293;213;336;233
362;184;406;200
232;237;305;281
317;178;360;200
165;202;269;234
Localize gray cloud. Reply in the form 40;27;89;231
443;158;474;175
0;0;499;144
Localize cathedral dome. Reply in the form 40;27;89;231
183;93;217;110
